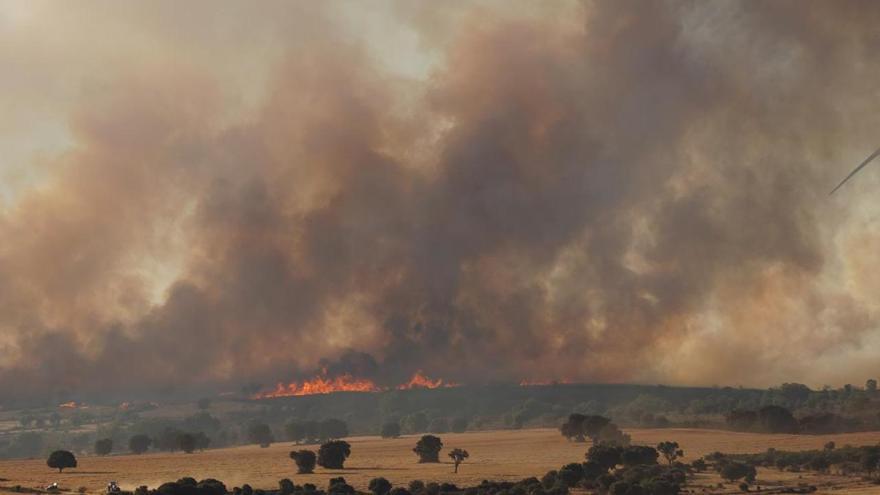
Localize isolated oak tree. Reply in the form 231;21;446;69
47;450;77;472
317;441;351;469
413;435;443;463
656;441;683;465
290;449;317;473
448;448;469;473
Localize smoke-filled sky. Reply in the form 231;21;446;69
2;0;880;404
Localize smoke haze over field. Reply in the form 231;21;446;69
2;0;880;403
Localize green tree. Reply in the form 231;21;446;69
317;441;351;469
290;449;317;473
47;450;77;472
448;448;469;473
656;441;683;464
413;435;443;463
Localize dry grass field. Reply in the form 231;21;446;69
3;428;880;494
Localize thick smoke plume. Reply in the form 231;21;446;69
2;0;880;404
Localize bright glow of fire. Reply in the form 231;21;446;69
255;370;456;399
397;370;457;390
58;401;79;409
259;373;379;398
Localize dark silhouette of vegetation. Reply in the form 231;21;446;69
178;433;197;453
290;450;317;474
718;461;756;484
247;422;274;448
368;478;392;495
586;444;622;471
278;479;295;495
413;435;443;463
559;414;615;444
620;446;659;467
726;405;798;433
284;419;348;444
380;422;400;439
328;477;355;495
94;438;113;456
656;441;683;465
47;450;77;472
448;448;469;473
317;441;351;469
129;434;152;454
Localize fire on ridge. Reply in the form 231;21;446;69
253;370;458;399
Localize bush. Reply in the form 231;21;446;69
290;450;317;474
279;479;295;495
328;477;354;495
369;478;392;495
47;450;77;472
318;441;351;469
413;435;443;463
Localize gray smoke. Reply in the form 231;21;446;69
2;0;880;404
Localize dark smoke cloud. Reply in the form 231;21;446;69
2;0;880;403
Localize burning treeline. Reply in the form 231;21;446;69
255;370;455;399
2;0;880;404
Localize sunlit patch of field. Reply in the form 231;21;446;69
3;428;880;494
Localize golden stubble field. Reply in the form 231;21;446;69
4;428;880;494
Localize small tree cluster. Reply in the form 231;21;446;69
317;441;351;469
413;435;443;463
290;450;317;473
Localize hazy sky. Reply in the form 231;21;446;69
2;0;880;403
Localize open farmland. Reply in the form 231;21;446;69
4;428;880;494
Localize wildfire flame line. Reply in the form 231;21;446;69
254;370;458;399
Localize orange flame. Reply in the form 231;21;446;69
257;373;379;398
254;370;457;398
397;370;457;390
58;401;79;409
